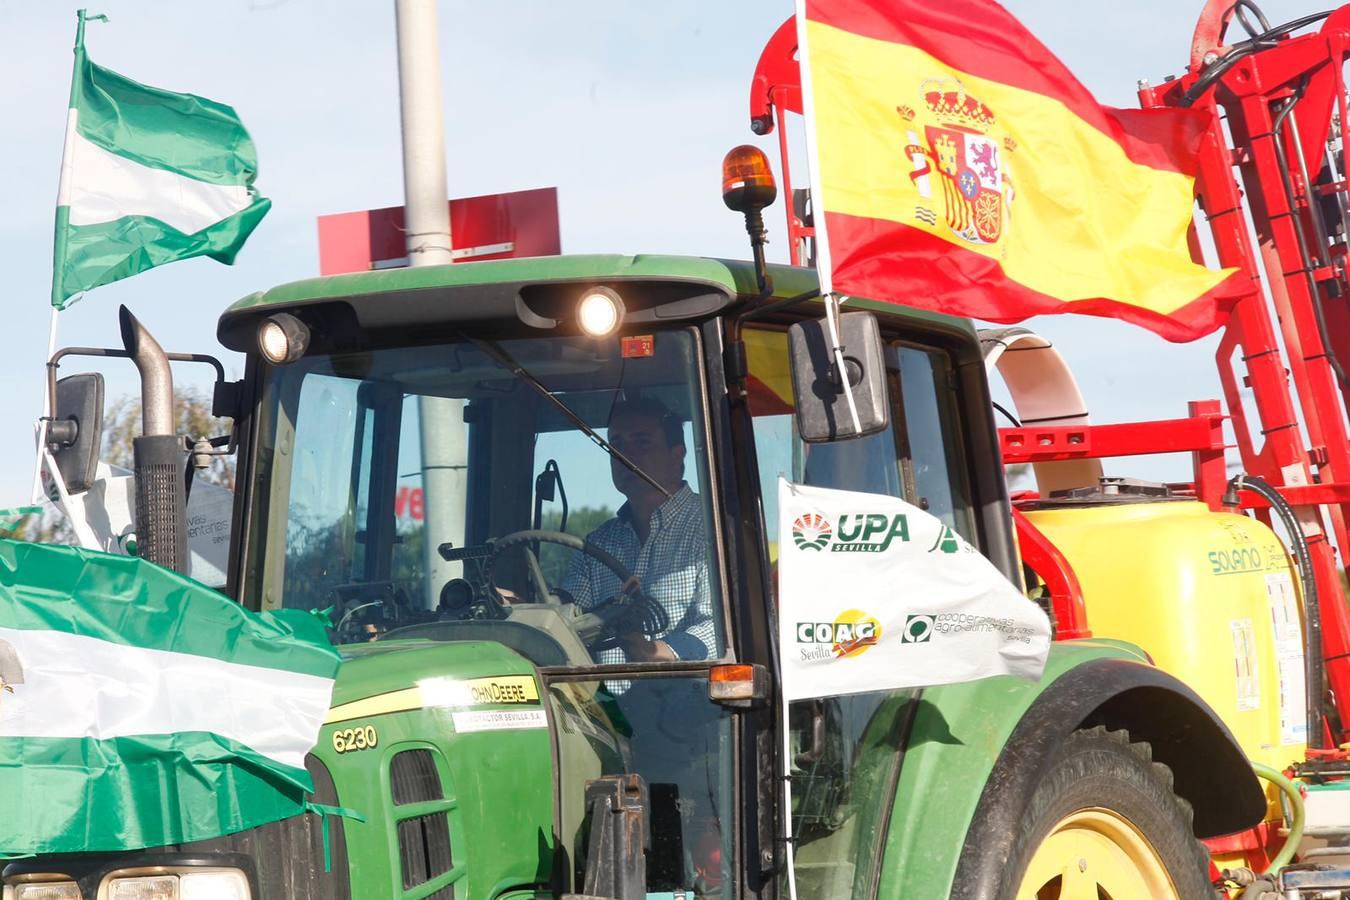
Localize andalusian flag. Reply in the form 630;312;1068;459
797;0;1242;341
52;11;270;309
0;541;339;855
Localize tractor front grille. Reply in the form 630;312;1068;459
391;749;443;805
397;812;454;889
389;747;457;895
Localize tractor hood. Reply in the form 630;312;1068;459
317;638;561;897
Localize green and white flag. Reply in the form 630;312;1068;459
0;540;340;855
52;11;270;309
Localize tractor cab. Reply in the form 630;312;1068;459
225;263;744;894
208;253;1013;898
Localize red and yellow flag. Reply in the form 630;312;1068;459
797;0;1242;341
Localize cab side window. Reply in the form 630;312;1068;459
744;327;975;547
894;344;976;541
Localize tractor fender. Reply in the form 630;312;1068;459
875;642;1265;899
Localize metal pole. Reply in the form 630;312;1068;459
395;0;452;267
395;0;466;605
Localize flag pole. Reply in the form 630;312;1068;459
28;308;60;506
34;10;102;508
32;10;87;506
793;6;861;436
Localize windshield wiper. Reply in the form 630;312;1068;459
465;335;673;500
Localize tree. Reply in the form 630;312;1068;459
101;387;237;489
0;510;42;542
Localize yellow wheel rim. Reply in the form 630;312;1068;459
1016;808;1179;900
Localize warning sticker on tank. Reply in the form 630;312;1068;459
1267;572;1308;745
1231;618;1261;712
451;709;548;733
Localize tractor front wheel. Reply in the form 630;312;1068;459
1004;726;1216;900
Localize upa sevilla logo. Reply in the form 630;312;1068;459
792;512;832;551
790;512;911;553
901;78;1015;248
797;610;883;660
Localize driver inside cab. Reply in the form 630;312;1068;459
561;397;727;893
563;397;716;664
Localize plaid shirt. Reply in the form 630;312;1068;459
563;483;718;663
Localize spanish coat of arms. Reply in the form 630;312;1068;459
901;78;1014;247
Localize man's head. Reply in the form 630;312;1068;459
607;397;685;501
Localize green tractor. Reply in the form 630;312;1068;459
2;248;1266;900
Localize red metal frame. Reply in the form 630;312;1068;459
1011;507;1091;640
749;17;812;266
1203;820;1278;869
1142;7;1350;740
1000;401;1230;504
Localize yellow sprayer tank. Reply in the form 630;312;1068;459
1024;491;1307;826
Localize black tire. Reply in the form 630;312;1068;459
996;725;1217;900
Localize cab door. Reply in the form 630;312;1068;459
742;320;1003;899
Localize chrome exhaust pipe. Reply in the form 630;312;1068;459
119;305;174;436
119;306;186;573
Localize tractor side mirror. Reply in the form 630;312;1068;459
788;311;890;443
48;372;105;494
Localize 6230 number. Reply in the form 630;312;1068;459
332;725;378;754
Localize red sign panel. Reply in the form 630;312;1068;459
317;186;561;276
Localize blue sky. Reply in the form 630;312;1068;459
0;1;1317;502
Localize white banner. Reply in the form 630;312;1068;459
777;478;1050;700
51;462;233;587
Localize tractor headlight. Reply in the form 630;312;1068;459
577;287;625;337
177;871;249;900
256;313;310;364
107;876;176;900
105;868;249;900
11;884;81;900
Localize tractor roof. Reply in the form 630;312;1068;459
218;254;973;350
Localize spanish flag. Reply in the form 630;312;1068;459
797;0;1242;341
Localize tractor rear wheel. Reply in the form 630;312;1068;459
1003;726;1216;900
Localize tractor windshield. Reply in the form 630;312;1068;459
244;327;727;668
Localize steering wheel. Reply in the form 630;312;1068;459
330;580;406;643
484;529;670;649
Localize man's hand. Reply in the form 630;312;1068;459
620;634;677;662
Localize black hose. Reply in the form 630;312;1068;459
1225;474;1324;747
992;401;1022;428
1229;10;1334;49
1179;44;1259;107
1231;0;1269;38
1179;9;1334;107
1234;0;1272;39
